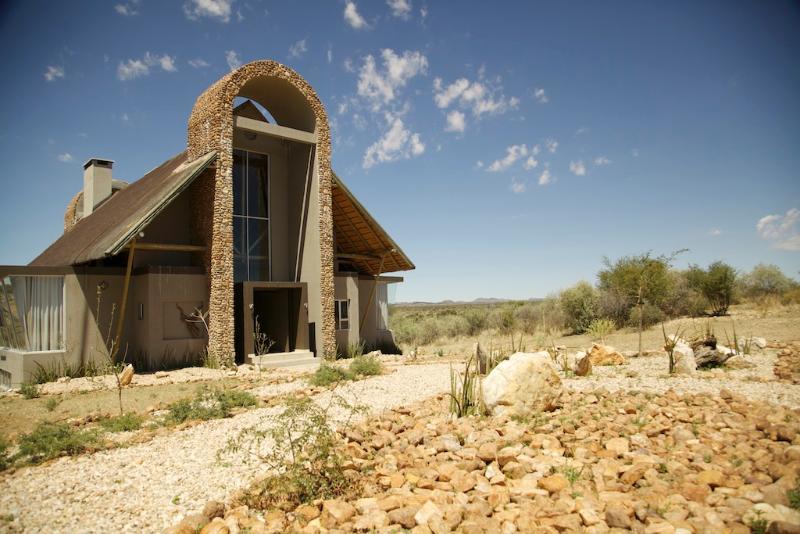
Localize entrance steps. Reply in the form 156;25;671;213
246;350;319;371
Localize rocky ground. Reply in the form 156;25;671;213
2;344;800;532
170;388;800;534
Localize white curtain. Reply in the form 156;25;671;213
376;283;389;331
11;276;64;351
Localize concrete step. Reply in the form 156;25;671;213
246;350;320;370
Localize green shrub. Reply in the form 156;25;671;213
739;263;796;299
44;397;61;412
220;395;363;509
627;303;665;329
585;318;616;343
309;364;353;387
338;341;365;360
788;480;800;510
686;261;737;316
349;355;383;377
597;290;629;327
464;308;488;335
20;382;39;399
559;281;598;334
100;413;144;433
0;436;9;471
16;422;100;464
448;355;484;418
166;388;257;424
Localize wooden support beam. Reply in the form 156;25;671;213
360;253;387;328
113;238;136;362
124;243;206;253
336;252;383;262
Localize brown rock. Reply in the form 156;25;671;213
203;501;225;520
322;499;356;524
387;507;418;529
605;437;630;456
539;474;569;494
295;504;320;521
199;518;229;534
768;521;800;534
605;505;632;529
574;354;592;376
588;343;625;366
119;364;134;386
697;470;725;488
377;495;403;512
681;482;711;503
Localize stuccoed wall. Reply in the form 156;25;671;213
186;60;335;365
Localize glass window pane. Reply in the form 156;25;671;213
233;216;247;282
247;152;269;219
233;149;246;216
340;301;348;320
335;302;340;328
247;218;270;280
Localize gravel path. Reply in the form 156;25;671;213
0;363;453;533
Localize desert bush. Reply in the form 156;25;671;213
513;303;540;333
627;303;665;329
220;395;364;509
598;253;675;310
686;261;737;316
20;382;39;399
597;289;629;327
100;413;144;433
661;271;708;318
349;355;383;377
585;318;616;343
448;355;484;418
0;436;9;471
15;422;100;464
337;341;365;360
463;308;489;335
166;388;257;424
309;364;354;387
44;397;61;412
559;281;598;334
739;263;796;299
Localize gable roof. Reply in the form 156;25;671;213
332;173;415;275
31;151;217;267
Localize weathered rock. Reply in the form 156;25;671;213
539;474;569;494
697;470;725;488
203;501;225;520
574;354;592;376
387;507;418;529
199;518;229;534
587;343;625;366
605;505;632;528
119;364;134;387
415;501;443;526
481;351;562;417
672;343;696;375
605;437;630;456
322;499;356;524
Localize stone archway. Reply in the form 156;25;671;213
187;60;335;365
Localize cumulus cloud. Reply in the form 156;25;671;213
184;0;233;22
357;49;428;109
445;110;466;133
188;58;210;68
433;75;518;118
225;50;242;71
569;160;586;176
363;113;425;169
327;47;333;64
709;228;722;237
510;177;526;194
594;156;611;166
44;65;65;82
344;1;368;29
487;144;529;172
387;0;412;19
117;52;176;80
523;156;539;170
533;87;548;103
544;138;558;153
57;153;73;162
114;1;139;16
289;39;308;59
538;166;552;186
757;208;800;251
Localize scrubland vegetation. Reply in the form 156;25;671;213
391;260;800;350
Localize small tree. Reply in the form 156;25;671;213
739;263;796;299
686;261;736;316
559;281;598;334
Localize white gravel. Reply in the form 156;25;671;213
0;363;453;533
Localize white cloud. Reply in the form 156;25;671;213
487;144;529;172
631;148;640;157
533;87;548;103
225;50;242;71
188;58;210;68
387;0;412;19
445;110;466;133
44;65;65;82
538;166;552;186
357;49;428;109
575;126;589;136
523;156;538;170
544;138;558;153
117;52;177;80
433;76;518;118
114;1;139;16
338;102;348;115
363;114;425;169
327;47;333;64
420;6;427;19
757;208;800;251
569;160;586;176
344;1;368;29
57;153;73;162
709;228;722;237
289;39;308;59
510;177;526;194
594;156;611;166
184;0;233;22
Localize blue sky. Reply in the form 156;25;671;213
0;0;798;302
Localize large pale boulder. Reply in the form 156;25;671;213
672;343;696;375
587;343;625;366
481;351;562;417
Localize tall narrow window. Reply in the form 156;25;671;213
233;149;271;282
335;300;349;331
376;283;389;331
0;276;64;351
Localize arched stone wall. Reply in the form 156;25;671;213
187;60;335;365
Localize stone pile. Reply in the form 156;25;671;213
174;387;800;533
775;343;800;385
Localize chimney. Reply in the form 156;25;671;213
83;158;114;216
